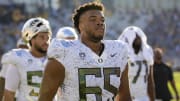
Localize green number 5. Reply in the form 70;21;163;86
27;71;42;96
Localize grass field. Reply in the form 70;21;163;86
168;72;180;101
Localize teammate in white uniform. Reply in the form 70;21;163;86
55;26;78;100
118;26;155;101
3;17;52;101
0;38;28;100
39;2;131;101
56;26;78;40
0;38;28;79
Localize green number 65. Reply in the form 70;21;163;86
78;67;120;101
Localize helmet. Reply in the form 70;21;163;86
56;26;78;40
22;17;52;41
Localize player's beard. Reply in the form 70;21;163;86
92;35;103;42
34;44;47;54
89;32;104;43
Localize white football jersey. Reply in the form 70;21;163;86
0;52;11;78
128;51;152;100
48;39;129;101
5;49;47;101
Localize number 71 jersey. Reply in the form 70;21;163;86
48;39;129;101
128;51;153;99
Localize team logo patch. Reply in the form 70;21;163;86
98;58;103;63
110;53;117;57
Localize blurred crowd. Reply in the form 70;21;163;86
0;2;179;69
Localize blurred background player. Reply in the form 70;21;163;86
39;2;131;101
0;38;28;100
56;26;78;40
55;26;78;100
16;38;29;49
3;17;52;101
154;48;179;101
118;26;155;101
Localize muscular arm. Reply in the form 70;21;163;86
4;65;20;101
118;64;132;101
4;90;15;101
148;65;155;101
38;58;65;101
0;77;5;100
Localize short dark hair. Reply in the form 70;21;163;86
72;2;104;33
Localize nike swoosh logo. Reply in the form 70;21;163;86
110;53;117;57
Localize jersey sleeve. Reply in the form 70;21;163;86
142;45;154;66
0;64;12;78
2;49;23;66
149;47;154;65
1;52;11;65
5;65;20;92
1;49;27;78
0;52;12;78
121;43;129;72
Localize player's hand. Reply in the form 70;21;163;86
176;94;179;101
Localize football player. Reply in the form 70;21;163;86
39;2;131;101
3;17;52;101
55;26;78;100
118;26;155;101
16;38;29;49
0;38;28;100
56;26;78;40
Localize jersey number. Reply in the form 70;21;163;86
131;61;148;83
27;71;42;96
78;68;120;101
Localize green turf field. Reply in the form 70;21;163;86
168;71;180;101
